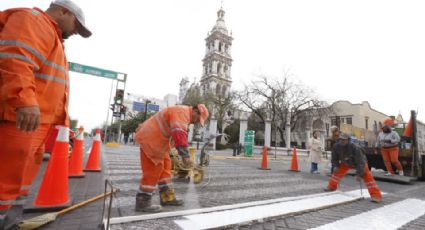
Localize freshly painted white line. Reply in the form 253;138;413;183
309;198;425;230
174;191;364;229
109;191;343;224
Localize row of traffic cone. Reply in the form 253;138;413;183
258;145;300;172
30;126;102;211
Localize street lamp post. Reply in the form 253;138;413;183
144;100;151;121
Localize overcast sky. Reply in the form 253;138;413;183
2;0;424;130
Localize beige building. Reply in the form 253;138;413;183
326;101;389;146
329;101;388;132
286;100;389;149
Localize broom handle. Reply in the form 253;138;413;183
56;188;119;216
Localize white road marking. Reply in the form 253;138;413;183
309;198;425;230
174;190;366;229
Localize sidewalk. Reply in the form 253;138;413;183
21;147;106;230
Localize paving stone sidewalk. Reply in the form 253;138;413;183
21;144;107;230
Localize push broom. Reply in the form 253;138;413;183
18;188;119;230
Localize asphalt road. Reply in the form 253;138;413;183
103;145;425;230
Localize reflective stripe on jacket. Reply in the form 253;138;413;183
375;130;400;148
0;8;69;126
136;106;192;165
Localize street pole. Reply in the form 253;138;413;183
144;99;151;121
104;79;115;144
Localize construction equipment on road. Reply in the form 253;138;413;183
331;110;425;184
171;134;224;183
18;188;119;230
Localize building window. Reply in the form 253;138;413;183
331;118;337;126
346;117;352;125
365;117;369;129
341;118;345;123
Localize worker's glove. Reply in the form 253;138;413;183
177;147;194;170
177;147;190;158
181;157;194;170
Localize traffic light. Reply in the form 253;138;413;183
120;105;127;114
114;89;124;105
110;104;115;111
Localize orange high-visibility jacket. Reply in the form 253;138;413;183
136;105;192;165
0;8;69;126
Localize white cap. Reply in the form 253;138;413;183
52;0;92;38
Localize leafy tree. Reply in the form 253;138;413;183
120;111;154;135
182;83;203;106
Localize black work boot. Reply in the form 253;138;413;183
160;189;184;206
0;211;6;230
0;209;19;230
135;193;162;213
323;187;336;192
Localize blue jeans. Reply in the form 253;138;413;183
310;163;318;173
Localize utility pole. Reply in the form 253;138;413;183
144;99;151;121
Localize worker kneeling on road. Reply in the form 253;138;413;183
134;104;209;212
324;133;382;203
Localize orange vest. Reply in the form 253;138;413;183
0;8;69;126
136;106;192;165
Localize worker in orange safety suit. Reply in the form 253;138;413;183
135;104;209;212
375;118;403;176
324;133;383;203
0;0;91;228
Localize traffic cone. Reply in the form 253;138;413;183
258;145;271;170
84;128;102;172
403;118;413;137
28;126;72;212
69;126;85;178
288;147;300;172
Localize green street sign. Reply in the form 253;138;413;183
69;62;120;80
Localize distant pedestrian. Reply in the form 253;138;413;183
0;0;91;228
324;133;382;203
309;131;323;174
328;125;340;173
124;133;129;144
375;118;403;176
237;143;242;155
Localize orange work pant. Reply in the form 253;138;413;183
0;122;52;211
328;163;382;199
139;147;173;195
381;147;403;174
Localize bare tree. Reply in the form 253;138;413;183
204;91;236;136
236;70;331;146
